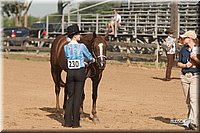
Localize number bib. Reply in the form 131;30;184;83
67;59;81;69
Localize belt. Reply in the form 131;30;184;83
183;72;200;78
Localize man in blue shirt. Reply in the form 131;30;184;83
63;24;95;128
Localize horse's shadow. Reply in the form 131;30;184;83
39;107;64;124
39;107;92;125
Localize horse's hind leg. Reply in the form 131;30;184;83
51;67;63;112
55;84;61;112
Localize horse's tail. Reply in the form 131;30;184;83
57;74;66;87
50;34;67;88
51;66;66;87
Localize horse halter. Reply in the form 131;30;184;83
91;41;107;70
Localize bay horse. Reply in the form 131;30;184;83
50;32;107;122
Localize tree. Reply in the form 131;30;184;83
2;1;24;26
23;0;33;27
1;0;32;27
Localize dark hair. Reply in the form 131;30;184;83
68;33;79;39
68;34;74;39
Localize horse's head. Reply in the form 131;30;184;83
91;32;107;70
81;32;108;70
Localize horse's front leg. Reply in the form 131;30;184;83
91;73;102;122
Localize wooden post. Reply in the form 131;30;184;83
24;0;28;27
62;14;64;34
46;16;49;36
96;14;99;34
154;13;158;38
36;30;41;54
155;13;159;68
77;12;81;28
170;0;178;39
114;14;117;38
177;13;180;38
134;14;137;38
128;0;130;9
68;12;70;26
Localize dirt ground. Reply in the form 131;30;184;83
3;56;194;132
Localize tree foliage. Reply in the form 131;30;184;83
1;1;24;17
2;1;24;26
1;0;32;27
3;15;41;28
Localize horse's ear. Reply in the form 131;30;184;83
93;31;97;39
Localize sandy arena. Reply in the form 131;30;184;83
3;56;193;132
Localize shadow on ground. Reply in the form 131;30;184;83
39;107;92;126
152;77;180;81
150;116;193;130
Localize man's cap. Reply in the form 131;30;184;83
180;30;197;39
66;24;84;36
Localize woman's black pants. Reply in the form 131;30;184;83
64;67;85;126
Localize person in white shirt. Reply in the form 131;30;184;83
107;9;121;34
163;29;176;81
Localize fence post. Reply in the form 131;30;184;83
128;0;130;9
36;30;41;54
177;13;180;38
155;13;159;68
46;16;49;37
62;14;64;34
170;0;178;39
96;14;99;34
114;14;117;38
154;13;158;38
68;12;70;26
134;14;137;38
77;13;81;29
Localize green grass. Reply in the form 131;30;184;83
3;51;167;69
3;51;50;62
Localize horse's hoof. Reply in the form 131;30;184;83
80;113;85;118
92;117;100;124
80;117;86;121
55;108;64;114
55;109;60;113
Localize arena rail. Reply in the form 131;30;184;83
2;37;165;67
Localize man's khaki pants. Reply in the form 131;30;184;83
181;74;199;125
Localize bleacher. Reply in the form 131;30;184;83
115;0;198;36
48;0;199;42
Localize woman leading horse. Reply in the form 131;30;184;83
50;24;107;127
63;24;95;128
